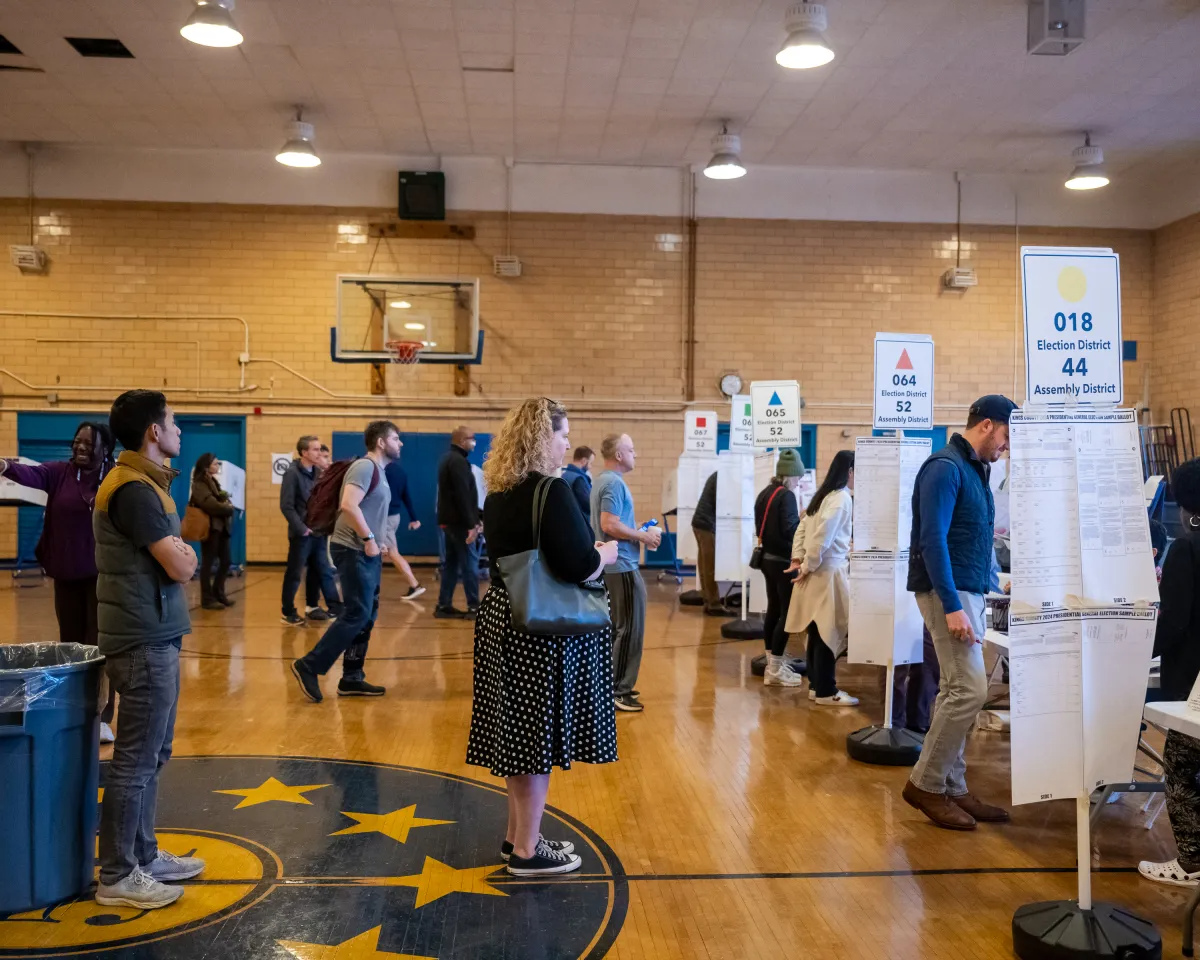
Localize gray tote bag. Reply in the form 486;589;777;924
496;476;611;636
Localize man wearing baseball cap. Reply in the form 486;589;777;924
902;394;1016;830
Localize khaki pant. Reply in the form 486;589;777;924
693;527;719;608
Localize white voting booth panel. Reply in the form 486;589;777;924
714;451;772;583
848;552;923;666
1008;607;1156;805
672;455;716;564
853;437;929;551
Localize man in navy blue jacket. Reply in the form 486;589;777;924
561;446;594;534
902;395;1015;831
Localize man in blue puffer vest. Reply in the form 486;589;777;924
902;394;1016;831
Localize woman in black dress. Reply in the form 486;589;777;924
467;397;619;877
1141;459;1200;886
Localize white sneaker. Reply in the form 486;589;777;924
808;686;817;701
764;663;805;687
95;866;182;909
814;690;859;706
144;848;206;882
1138;857;1200;887
99;722;115;744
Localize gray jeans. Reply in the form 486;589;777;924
909;591;987;797
98;640;181;885
605;570;646;698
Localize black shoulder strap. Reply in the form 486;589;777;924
532;476;555;549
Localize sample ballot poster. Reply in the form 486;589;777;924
852;437;930;551
1009;408;1158;608
1009;607;1157;805
873;333;934;430
1021;247;1122;405
848;552;924;666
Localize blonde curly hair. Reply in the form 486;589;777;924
483;397;568;494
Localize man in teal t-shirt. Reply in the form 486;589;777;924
591;433;661;713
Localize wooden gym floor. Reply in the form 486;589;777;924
0;567;1190;959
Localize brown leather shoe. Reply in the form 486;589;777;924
902;781;977;830
950;793;1010;823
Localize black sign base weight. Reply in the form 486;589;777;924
720;616;764;640
845;724;924;766
1012;901;1161;960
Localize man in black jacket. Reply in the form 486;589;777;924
435;426;481;618
279;435;341;625
691;471;729;616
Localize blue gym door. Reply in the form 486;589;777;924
169;416;247;567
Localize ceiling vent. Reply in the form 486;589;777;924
65;37;134;58
1028;0;1085;56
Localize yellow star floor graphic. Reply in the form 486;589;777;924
331;806;454;844
214;776;331;809
277;926;435;960
368;857;508;908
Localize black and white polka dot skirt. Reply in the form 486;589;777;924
466;583;618;778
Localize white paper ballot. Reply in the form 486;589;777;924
1009;606;1157;805
1009;409;1158;609
853;437;930;551
1188;672;1200;713
847;551;923;666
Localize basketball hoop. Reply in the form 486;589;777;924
385;340;424;365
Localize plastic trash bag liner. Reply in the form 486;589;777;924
0;643;105;713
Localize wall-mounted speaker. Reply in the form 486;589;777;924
398;171;445;221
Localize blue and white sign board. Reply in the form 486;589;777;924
873;333;934;430
729;395;754;452
750;380;801;448
1021;247;1122;405
684;410;718;454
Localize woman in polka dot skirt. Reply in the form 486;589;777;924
467;397;620;877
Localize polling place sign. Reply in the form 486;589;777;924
1022;247;1122;405
873;334;933;430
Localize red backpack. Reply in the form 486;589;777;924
304;458;381;537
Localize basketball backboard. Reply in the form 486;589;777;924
332;275;483;365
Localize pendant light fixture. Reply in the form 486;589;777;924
180;0;243;48
1064;133;1109;190
276;108;321;168
703;124;747;180
776;3;835;69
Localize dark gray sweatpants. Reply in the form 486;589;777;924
604;570;646;698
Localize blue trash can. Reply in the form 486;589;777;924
0;642;105;913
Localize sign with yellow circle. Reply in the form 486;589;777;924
1021;248;1122;404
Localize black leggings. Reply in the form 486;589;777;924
200;529;231;602
760;559;794;657
53;577;115;724
806;624;837;698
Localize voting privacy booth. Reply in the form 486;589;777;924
845;333;934;765
1008;249;1161;960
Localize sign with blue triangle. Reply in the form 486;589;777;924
749;380;800;448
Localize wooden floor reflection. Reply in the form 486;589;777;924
1;567;1189;959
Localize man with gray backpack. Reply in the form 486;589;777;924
290;420;400;703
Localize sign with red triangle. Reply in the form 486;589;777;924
895;349;914;370
873;333;934;430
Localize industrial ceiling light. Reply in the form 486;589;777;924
180;0;243;48
389;300;412;309
776;3;835;69
276;108;321;168
703;124;746;180
1064;133;1108;190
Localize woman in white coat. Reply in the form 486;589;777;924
785;450;857;705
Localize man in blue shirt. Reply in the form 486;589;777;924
383;456;425;601
903;394;1016;831
592;433;661;713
